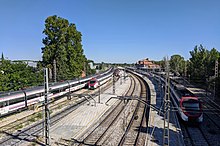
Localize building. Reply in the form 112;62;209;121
12;60;38;68
88;62;98;70
135;58;160;71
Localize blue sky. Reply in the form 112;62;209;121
0;0;219;63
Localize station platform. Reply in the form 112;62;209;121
48;76;131;145
142;75;184;146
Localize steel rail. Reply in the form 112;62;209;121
74;75;136;146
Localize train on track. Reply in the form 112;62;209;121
0;68;113;116
171;83;203;123
88;78;99;89
113;68;120;77
126;67;203;123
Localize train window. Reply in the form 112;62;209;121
89;80;96;84
178;89;195;97
51;87;67;94
9;97;25;105
182;102;199;110
0;102;7;108
27;93;42;100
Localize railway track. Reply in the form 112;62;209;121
64;73;149;146
173;86;220;146
182;124;210;146
189;88;220;145
0;79;113;145
198;101;220;146
118;75;148;146
67;74;136;146
0;95;79;139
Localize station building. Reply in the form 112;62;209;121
135;58;161;72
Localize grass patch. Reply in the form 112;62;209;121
58;105;62;109
28;142;37;146
36;113;43;119
16;124;23;130
29;117;36;123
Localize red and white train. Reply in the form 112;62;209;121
0;68;114;116
88;78;99;89
126;67;203;123
171;84;203;122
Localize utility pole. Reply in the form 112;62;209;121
44;68;50;146
99;82;101;103
113;74;115;94
184;61;187;78
158;67;162;101
184;61;187;86
123;100;126;131
163;57;170;146
120;74;122;85
124;68;126;82
214;60;218;100
84;62;86;76
53;59;57;83
98;73;101;103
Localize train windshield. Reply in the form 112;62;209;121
89;80;96;84
182;102;200;110
182;99;200;115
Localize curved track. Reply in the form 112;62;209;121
118;75;148;146
70;75;136;146
66;73;149;146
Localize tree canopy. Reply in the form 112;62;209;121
0;59;43;92
189;45;219;80
41;15;89;81
170;54;185;76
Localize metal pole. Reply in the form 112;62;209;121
67;81;71;100
84;62;86;76
159;67;162;98
53;59;57;83
214;60;218;100
22;90;27;109
124;68;126;82
113;74;115;94
163;57;170;146
44;68;50;146
184;61;187;86
123;99;126;131
98;81;101;103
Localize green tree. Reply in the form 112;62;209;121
41;15;87;81
188;45;220;96
189;45;209;80
207;48;219;77
1;52;4;61
0;60;43;91
154;60;165;70
170;54;185;75
86;60;96;75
